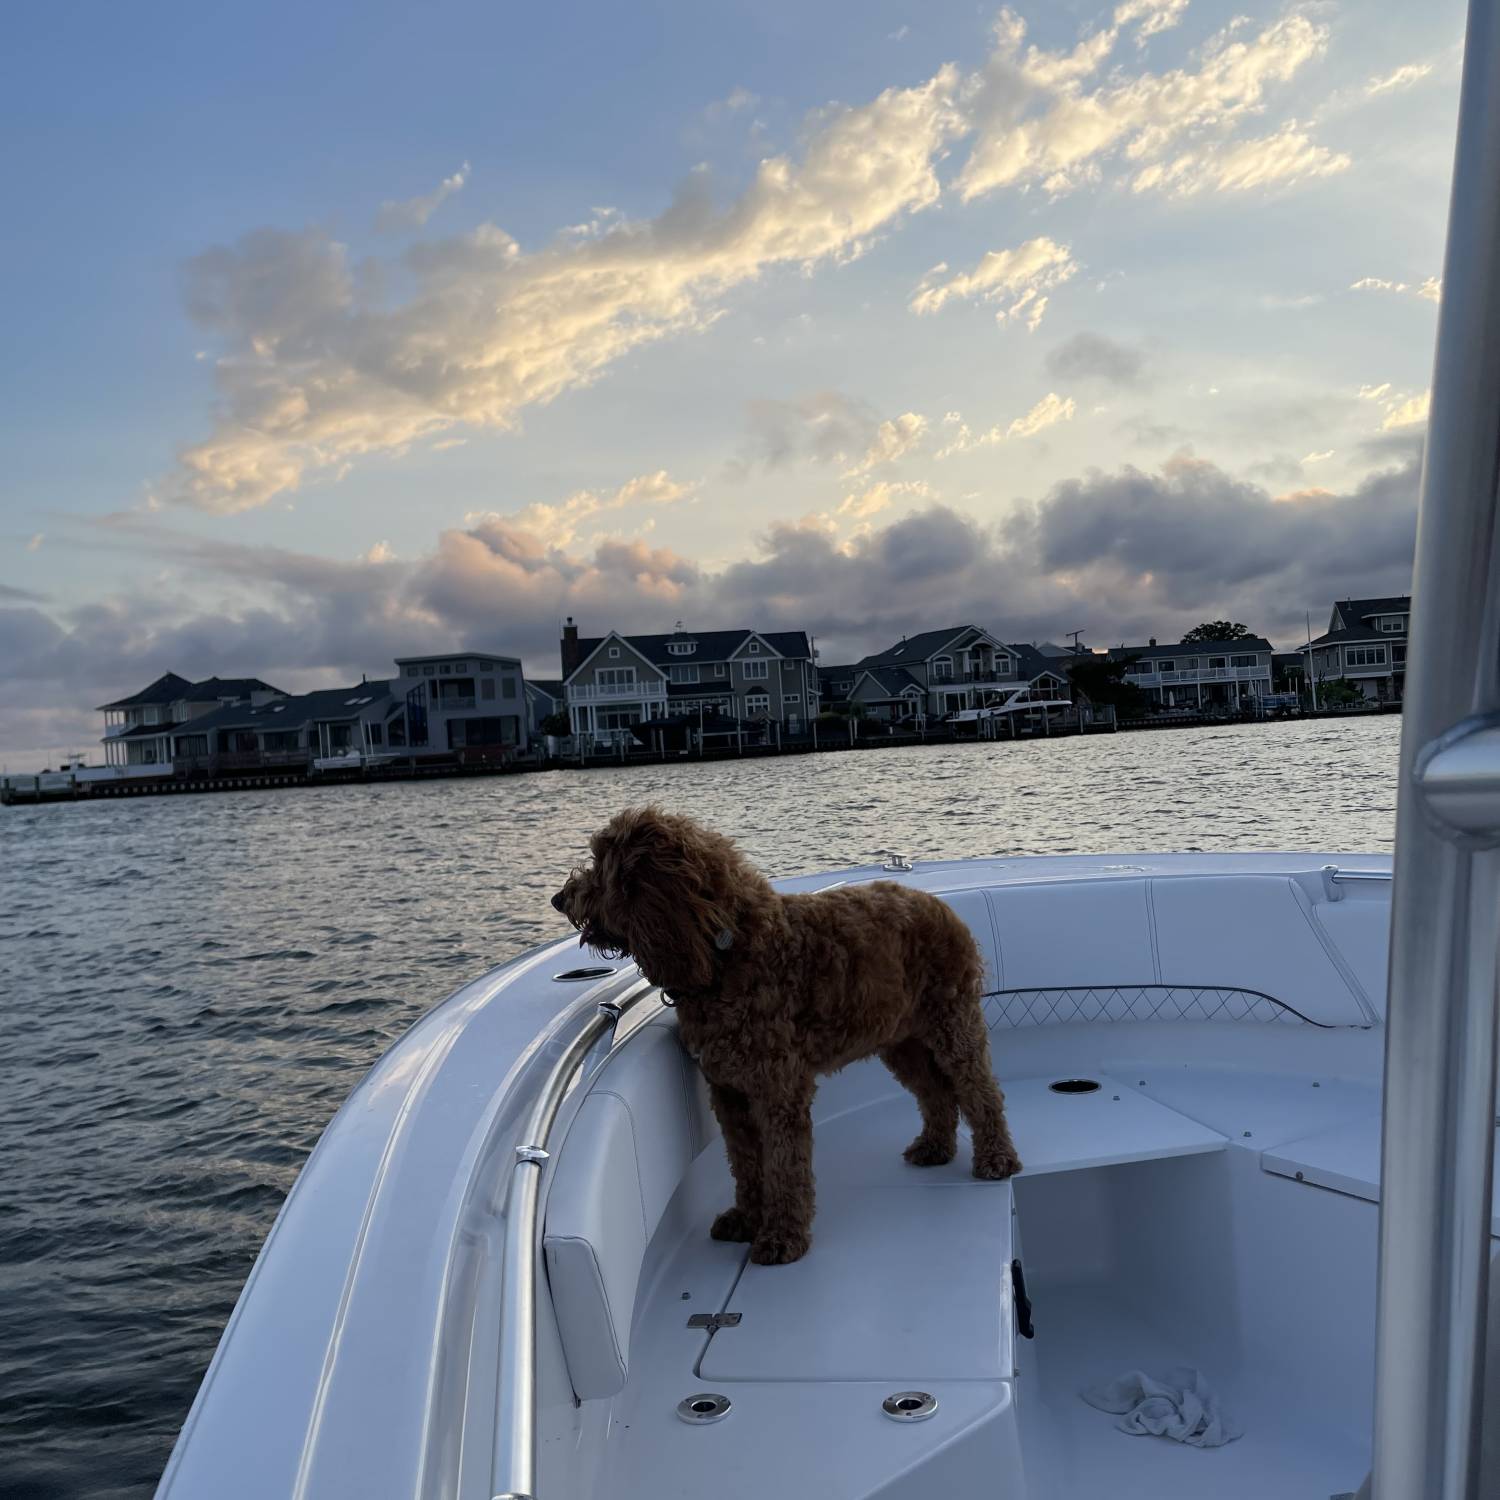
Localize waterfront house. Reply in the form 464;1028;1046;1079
559;619;818;740
1113;637;1275;709
1303;596;1410;702
99;674;284;767
393;652;528;755
844;627;1070;721
816;665;861;710
170;682;398;771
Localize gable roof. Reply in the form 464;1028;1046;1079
97;672;194;711
1007;643;1071;682
1333;596;1410;630
526;679;564;698
1110;637;1274;661
185;676;282;699
1306;625;1396;649
852;666;924;697
856;626;990;670
565;628;814;680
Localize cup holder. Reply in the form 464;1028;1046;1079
1049;1078;1101;1095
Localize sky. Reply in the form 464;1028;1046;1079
0;0;1467;767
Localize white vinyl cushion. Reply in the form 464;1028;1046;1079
543;1017;698;1400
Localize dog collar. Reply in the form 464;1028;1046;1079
715;928;734;951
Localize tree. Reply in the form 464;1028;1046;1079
1066;653;1152;719
1181;620;1253;642
539;711;572;737
1318;676;1366;708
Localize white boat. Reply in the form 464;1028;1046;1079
155;7;1500;1497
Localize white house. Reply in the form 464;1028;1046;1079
560;620;818;741
1115;637;1275;709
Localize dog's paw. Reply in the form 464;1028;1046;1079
710;1206;758;1243
972;1144;1023;1180
750;1227;811;1265
903;1134;957;1167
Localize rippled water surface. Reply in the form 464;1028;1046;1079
0;716;1400;1497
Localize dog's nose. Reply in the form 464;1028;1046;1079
551;891;567;912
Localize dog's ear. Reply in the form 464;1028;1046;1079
595;807;726;992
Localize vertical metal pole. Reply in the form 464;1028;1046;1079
1373;5;1500;1496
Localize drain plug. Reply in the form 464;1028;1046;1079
677;1393;732;1424
882;1390;938;1421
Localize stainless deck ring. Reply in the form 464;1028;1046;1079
677;1392;732;1424
882;1391;938;1421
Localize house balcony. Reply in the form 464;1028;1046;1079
931;670;1021;687
569;682;669;702
434;695;477;711
1131;665;1269;687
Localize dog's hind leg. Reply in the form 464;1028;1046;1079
708;1082;763;1243
926;1009;1023;1180
879;1039;959;1166
749;1075;817;1265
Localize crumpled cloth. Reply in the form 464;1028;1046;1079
1081;1367;1243;1448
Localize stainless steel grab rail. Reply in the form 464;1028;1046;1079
491;976;654;1500
1372;3;1500;1495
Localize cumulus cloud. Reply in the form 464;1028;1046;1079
1382;391;1430;430
908;237;1076;329
376;163;471;233
1044;331;1146;386
169;68;963;512
843;412;928;476
1366;62;1433;97
957;9;1342;202
1113;0;1188;41
938;393;1076;456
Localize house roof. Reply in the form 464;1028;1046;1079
97;672;195;710
1306;625;1396;648
186;675;282;699
566;629;813;679
854;666;925;697
856;626;987;670
174;682;393;737
1333;596;1410;629
1006;643;1071;681
1110;637;1274;661
526;679;564;698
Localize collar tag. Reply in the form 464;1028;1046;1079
714;928;734;951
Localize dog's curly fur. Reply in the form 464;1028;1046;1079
553;806;1021;1265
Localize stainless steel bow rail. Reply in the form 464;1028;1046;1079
492;976;654;1500
1372;4;1500;1495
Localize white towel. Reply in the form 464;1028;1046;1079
1081;1367;1242;1448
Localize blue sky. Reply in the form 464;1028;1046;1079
0;0;1466;765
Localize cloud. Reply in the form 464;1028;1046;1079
702;86;760;122
843;412;928;476
733;391;881;473
938;392;1076;456
837;478;936;519
1301;449;1334;464
376;163;471;233
1366;62;1433;97
1113;0;1188;41
1382;391;1430;430
1044;331;1146;386
909;237;1076;329
27;533;44;552
0;582;47;603
957;9;1341;202
3;448;1423;764
470;469;694;549
169;67;963;512
1351;275;1442;302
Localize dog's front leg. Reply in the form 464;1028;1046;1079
749;1076;816;1265
707;1082;763;1243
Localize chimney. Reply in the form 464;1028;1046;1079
561;616;582;678
1149;637;1156;647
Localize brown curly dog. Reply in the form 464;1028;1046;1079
552;806;1021;1265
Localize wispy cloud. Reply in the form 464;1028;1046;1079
27;533;44;552
909;237;1076;330
938;393;1076;456
1351;275;1441;302
376;162;471;233
837;478;935;519
470;469;695;549
1366;62;1433;97
843;412;928;476
1359;382;1430;430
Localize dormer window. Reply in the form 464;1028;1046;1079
667;641;696;656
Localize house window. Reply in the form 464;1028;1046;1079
608;646;620;658
1378;618;1406;632
453;661;467;672
714;664;725;677
785;693;800;706
742;660;769;680
1157;660;1175;673
1207;657;1227;670
669;664;700;684
406;666;418;677
1394;644;1407;664
481;679;496;700
597;667;637;689
424;665;435;676
1231;654;1256;668
783;660;795;671
667;641;696;655
502;676;516;697
933;655;954;681
748;641;760;653
1347;646;1389;668
745;692;770;715
368;723;383;745
995;655;1011;675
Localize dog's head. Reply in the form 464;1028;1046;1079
552;805;762;993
